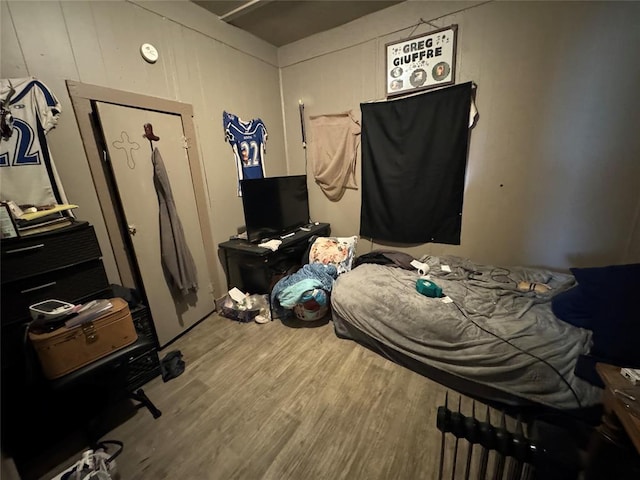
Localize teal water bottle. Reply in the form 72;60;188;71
416;278;443;298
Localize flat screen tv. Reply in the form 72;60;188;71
240;175;310;243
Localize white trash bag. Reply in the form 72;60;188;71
51;440;122;480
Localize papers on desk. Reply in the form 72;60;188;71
16;203;78;221
258;239;282;251
4;202;78;237
621;368;640;385
65;300;113;328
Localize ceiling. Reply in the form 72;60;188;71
193;1;404;47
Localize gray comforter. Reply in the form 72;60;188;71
331;255;602;410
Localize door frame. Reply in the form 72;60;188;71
66;80;217;297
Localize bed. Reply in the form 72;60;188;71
330;254;603;412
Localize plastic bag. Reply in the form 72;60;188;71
52;440;122;480
220;293;270;323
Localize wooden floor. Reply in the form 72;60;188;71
38;314;514;480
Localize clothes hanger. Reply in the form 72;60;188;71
143;123;160;153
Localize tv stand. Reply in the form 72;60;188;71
218;222;330;294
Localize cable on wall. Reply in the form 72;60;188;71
298;99;308;176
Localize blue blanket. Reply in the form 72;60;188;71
271;264;337;316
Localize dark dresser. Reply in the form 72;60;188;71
0;221;160;479
1;222;111;456
1;221;110;328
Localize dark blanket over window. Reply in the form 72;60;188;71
360;82;472;244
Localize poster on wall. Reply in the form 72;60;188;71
385;25;457;98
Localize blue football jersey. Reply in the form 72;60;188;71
223;111;268;195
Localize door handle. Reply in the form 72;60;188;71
128;225;137;236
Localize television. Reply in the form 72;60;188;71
240;175;310;243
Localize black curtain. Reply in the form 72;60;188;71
360;82;472;244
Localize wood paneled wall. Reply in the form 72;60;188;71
3;0;639;290
1;0;286;293
280;1;640;269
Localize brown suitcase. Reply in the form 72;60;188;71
28;297;138;379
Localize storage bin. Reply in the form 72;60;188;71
219;293;268;323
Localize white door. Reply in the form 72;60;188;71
95;102;214;346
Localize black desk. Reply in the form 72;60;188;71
219;222;330;293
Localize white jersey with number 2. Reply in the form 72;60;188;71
0;77;68;206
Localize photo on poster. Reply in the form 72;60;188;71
385;25;457;98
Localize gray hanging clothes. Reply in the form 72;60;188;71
152;147;198;295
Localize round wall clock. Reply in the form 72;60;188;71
140;43;159;64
